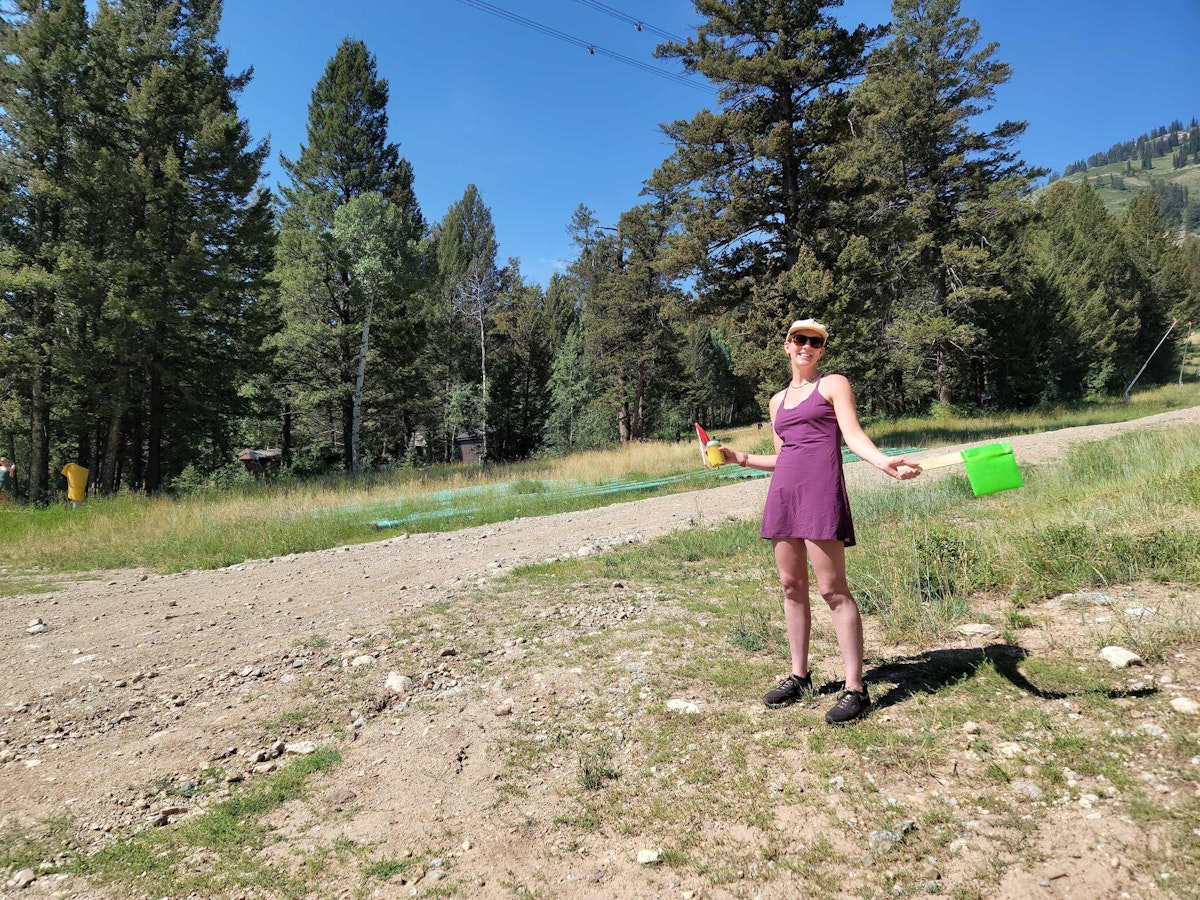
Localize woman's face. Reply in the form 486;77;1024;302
785;332;826;365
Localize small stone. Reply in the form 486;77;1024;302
1124;607;1156;617
962;721;981;735
868;830;902;853
438;647;457;657
385;672;413;695
7;869;36;890
636;849;661;865
26;624;46;635
494;699;513;716
1010;778;1042;799
666;699;700;714
1169;697;1200;716
326;788;357;807
1138;723;1166;737
284;741;317;755
350;655;374;667
1101;647;1143;669
955;623;999;637
1060;591;1113;604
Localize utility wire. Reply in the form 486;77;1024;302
568;0;689;45
451;0;714;95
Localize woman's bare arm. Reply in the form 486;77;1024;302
821;375;920;480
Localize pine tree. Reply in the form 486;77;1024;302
845;0;1042;406
543;324;592;451
487;261;553;459
0;0;89;500
652;0;885;347
430;185;498;459
585;201;681;442
274;39;425;470
1124;190;1186;383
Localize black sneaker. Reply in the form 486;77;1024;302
825;687;871;724
763;672;812;708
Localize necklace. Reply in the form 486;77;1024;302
787;375;819;390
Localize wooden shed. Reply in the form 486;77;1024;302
237;448;283;474
454;432;485;463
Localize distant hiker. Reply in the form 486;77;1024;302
707;319;920;724
0;457;14;503
62;462;88;507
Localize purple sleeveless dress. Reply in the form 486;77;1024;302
760;376;856;546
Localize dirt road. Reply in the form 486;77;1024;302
2;406;1198;898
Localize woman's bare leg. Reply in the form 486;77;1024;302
806;539;865;692
772;538;812;677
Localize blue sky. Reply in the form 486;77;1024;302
217;0;1200;286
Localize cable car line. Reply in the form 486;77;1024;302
450;0;714;95
568;0;690;45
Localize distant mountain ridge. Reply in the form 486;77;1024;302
1050;117;1200;235
1059;118;1198;176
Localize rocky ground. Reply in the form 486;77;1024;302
2;407;1199;899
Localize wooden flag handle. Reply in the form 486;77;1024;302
915;450;965;471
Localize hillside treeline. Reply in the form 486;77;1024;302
1061;119;1200;176
2;0;1199;499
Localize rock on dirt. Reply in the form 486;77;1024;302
1101;646;1143;668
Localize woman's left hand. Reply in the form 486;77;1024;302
879;457;922;480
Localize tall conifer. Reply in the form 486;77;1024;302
0;0;89;500
274;39;425;469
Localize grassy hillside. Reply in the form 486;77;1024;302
1058;155;1199;231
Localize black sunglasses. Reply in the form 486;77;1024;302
789;334;825;348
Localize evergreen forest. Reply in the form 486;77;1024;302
2;0;1199;500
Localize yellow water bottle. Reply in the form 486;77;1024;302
705;439;724;468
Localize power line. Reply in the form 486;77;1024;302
450;0;714;95
568;0;689;45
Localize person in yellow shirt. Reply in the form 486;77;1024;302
62;462;88;505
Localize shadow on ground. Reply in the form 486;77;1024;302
814;644;1157;710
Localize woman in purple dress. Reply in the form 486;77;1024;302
715;319;920;724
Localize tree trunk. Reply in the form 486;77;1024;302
617;371;630;444
26;287;53;502
145;329;166;493
936;348;952;406
478;308;487;461
281;402;293;468
351;299;373;472
632;362;646;440
101;411;122;495
341;394;354;471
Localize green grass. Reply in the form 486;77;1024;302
1;383;1195;580
61;747;341;897
864;382;1200;448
